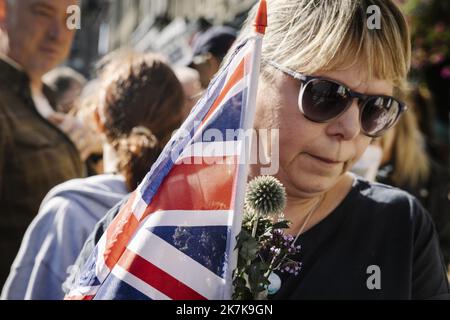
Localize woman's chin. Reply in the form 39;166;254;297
285;172;342;198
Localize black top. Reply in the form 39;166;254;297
270;177;450;300
377;160;450;265
67;178;449;300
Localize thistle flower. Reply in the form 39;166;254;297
245;175;287;218
234;175;301;300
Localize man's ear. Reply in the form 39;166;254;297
207;54;221;75
94;106;106;134
0;0;6;27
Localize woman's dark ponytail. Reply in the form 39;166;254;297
101;53;184;191
114;127;160;190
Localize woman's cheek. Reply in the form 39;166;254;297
349;136;373;167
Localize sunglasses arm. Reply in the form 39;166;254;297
266;60;308;82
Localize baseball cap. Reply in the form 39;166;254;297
188;26;237;66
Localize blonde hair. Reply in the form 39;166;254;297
238;0;411;93
380;105;430;188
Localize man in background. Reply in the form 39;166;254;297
189;26;237;88
44;66;87;114
174;66;203;120
0;0;85;287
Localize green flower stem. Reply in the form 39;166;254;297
251;212;260;238
264;252;282;278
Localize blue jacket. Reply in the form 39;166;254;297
1;174;128;300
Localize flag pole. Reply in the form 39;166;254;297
224;0;267;299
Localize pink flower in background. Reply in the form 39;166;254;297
434;23;445;33
430;53;445;64
440;66;450;79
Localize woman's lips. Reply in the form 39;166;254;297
306;153;342;166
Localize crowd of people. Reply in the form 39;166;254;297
0;0;449;299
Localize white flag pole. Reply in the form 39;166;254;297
224;0;267;300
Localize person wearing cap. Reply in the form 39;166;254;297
189;26;237;88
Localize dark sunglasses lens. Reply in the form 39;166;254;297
301;80;350;122
361;97;400;136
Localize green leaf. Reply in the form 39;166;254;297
232;286;253;300
239;236;259;260
237;255;248;269
271;220;291;230
235;230;251;250
248;262;267;292
234;276;247;287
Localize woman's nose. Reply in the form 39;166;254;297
325;99;361;140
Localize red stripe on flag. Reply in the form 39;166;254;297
201;59;245;126
119;248;207;300
104;192;140;270
65;295;94;300
142;156;237;218
102;155;237;273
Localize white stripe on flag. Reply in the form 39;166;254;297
111;264;171;300
127;228;226;299
68;285;101;298
213;74;249;115
95;233;109;283
176;141;242;163
139;210;232;228
223;40;252;85
132;188;149;221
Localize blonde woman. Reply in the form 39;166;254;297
68;0;449;299
240;0;449;299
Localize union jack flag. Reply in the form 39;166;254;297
66;1;267;300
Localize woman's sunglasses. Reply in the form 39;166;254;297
267;61;407;137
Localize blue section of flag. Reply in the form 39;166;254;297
147;226;229;279
200;90;246;140
94;273;152;300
